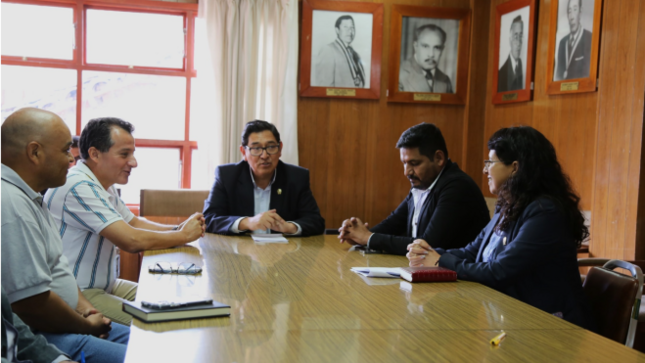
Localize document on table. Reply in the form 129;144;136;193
251;233;288;243
351;267;402;278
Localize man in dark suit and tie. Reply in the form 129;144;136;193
399;24;453;93
203;120;325;236
498;15;524;92
337;123;490;255
555;0;592;81
313;15;366;88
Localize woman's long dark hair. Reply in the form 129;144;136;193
489;126;588;246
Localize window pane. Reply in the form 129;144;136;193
119;147;181;204
191;148;212;190
81;71;186;140
87;9;184;68
1;3;74;60
1;65;77;133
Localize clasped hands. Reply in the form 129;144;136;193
338;217;372;245
178;212;206;241
76;306;112;339
407;239;441;267
240;209;298;234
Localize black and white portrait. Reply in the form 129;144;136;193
553;0;594;81
310;10;373;88
398;17;459;94
498;6;529;92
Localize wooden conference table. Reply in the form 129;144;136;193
124;234;645;362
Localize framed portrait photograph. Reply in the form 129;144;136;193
546;0;603;94
387;5;471;105
299;0;383;99
492;0;536;104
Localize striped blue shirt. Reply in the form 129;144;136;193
44;162;134;292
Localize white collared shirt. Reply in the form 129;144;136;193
230;166;302;235
410;166;444;238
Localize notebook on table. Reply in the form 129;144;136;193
123;299;230;323
399;267;457;283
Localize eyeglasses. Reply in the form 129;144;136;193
245;145;280;156
148;262;202;275
483;160;502;169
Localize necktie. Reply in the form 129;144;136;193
513;58;522;89
347;46;364;87
425;71;434;92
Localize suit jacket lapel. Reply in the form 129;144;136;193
476;212;500;262
406;192;415;236
237;162;255;217
269;161;286;215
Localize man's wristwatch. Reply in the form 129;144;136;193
172;225;180;231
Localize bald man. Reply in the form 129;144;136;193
1;108;129;363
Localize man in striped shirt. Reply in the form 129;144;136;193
45;117;205;325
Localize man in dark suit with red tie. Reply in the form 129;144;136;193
498;15;524;92
313;15;366;88
555;0;592;81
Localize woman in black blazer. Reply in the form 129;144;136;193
407;126;594;330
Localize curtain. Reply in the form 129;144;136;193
192;0;299;189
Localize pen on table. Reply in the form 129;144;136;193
490;332;506;346
80;351;85;363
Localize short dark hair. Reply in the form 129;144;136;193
396;123;448;159
80;117;134;160
414;24;447;46
71;135;80;148
241;120;280;147
511;15;523;29
335;15;354;29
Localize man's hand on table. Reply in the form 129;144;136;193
240;210;294;233
338;217;372;246
180;212;206;240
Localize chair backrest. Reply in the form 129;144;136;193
139;189;210;217
583;259;643;348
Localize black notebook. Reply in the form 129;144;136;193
123;299;230;323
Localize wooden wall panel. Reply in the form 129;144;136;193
591;0;645;260
298;0;478;229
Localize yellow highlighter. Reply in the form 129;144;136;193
490;332;506;346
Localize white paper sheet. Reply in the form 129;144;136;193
350;267;402;278
251;233;288;243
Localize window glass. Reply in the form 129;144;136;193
81;71;186;140
1;3;74;60
119;147;181;204
1;65;77;133
191;148;212;190
86;9;184;68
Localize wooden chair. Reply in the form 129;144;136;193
140;189;211;222
120;189;210;283
581;259;643;348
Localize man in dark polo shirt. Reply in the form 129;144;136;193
338;123;490;255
